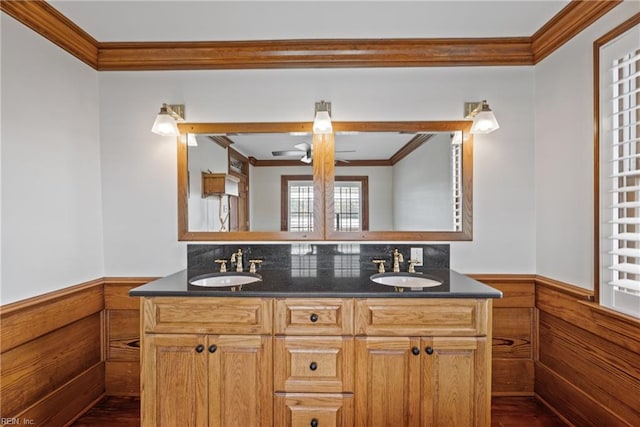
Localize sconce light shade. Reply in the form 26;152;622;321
187;133;198;147
151;103;183;136
313;100;333;134
468;100;499;134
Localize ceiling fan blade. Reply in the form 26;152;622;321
272;150;304;157
294;142;311;152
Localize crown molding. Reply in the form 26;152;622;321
1;0;622;70
531;0;622;63
97;37;533;70
1;0;98;68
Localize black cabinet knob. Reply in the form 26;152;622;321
310;418;319;427
411;347;420;356
195;344;204;353
209;344;217;353
309;361;318;371
425;346;434;355
310;313;319;322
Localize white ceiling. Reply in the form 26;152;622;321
49;1;570;42
198;131;453;161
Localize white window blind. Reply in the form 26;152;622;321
451;133;463;232
599;24;640;317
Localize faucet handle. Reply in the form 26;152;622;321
407;259;420;273
248;259;263;274
215;259;228;272
372;259;386;273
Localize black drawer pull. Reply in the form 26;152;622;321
195;344;204;353
310;419;318;427
411;347;420;356
209;344;217;353
425;346;434;355
310;313;319;322
309;361;318;371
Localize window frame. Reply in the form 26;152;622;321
594;14;640;317
281;174;370;232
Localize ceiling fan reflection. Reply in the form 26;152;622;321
271;143;354;164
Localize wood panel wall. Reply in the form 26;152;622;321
0;280;105;425
472;275;536;396
535;276;640;426
103;278;154;396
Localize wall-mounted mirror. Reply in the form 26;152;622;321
177;121;472;241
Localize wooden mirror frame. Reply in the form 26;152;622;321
326;121;473;241
177;121;472;241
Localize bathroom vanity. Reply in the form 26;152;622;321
131;245;501;427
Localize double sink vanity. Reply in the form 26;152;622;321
130;244;501;426
130;120;500;425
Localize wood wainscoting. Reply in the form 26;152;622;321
3;273;639;426
0;280;105;425
471;275;536;396
535;276;640;426
0;277;155;425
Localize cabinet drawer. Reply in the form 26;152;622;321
143;297;272;334
355;298;488;336
275;337;353;393
275;299;353;335
274;393;354;427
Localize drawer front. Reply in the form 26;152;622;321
355;298;488;336
275;337;354;393
143;297;272;334
274;393;354;427
275;299;353;335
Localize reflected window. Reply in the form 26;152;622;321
334;244;361;277
334;176;369;232
281;176;314;232
281;175;369;232
290;244;317;277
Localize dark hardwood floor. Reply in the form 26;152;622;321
72;396;566;426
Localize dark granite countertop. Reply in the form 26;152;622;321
129;268;502;299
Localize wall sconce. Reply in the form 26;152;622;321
151;103;185;136
313;100;333;134
464;100;500;134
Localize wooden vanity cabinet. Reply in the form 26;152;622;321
141;298;273;427
140;297;491;427
354;299;491;427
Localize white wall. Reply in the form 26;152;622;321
187;137;228;231
534;1;640;289
1;15;104;304
393;133;453;230
99;66;536;275
251;165;314;231
336;166;393;231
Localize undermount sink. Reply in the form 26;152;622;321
370;272;443;290
189;272;262;289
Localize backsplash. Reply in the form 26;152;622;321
187;243;449;279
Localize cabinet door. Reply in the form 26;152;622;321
141;334;208;427
421;337;489;427
208;335;273;427
354;337;421;427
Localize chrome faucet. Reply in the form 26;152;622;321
392;248;404;273
230;249;243;272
